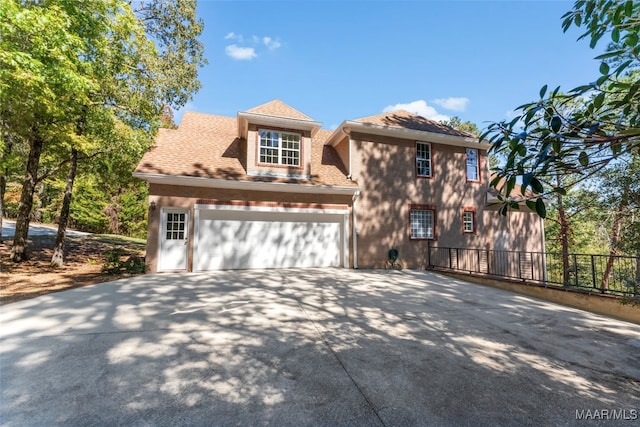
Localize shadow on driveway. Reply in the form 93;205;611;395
1;269;639;426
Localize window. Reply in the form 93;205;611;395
165;212;186;240
463;209;475;234
416;142;431;177
410;207;435;239
259;130;301;166
466;148;479;181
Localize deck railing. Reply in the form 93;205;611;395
427;245;640;298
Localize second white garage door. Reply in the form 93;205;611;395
194;207;347;271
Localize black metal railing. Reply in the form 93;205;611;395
427;246;640;298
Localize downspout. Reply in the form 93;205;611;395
352;190;360;269
343;126;359;269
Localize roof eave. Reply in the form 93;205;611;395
332;120;491;149
237;112;322;139
133;172;359;196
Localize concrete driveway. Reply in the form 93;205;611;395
1;269;639;426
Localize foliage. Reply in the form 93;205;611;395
1;0;205;259
440;116;480;135
102;247;146;275
482;0;640;217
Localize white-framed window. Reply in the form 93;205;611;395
410;207;435;239
463;210;475;233
416;141;432;177
259;129;301;166
466;148;479;181
165;212;186;240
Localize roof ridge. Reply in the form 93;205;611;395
246;99;314;121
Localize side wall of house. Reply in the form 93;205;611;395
484;206;545;253
350;132;488;269
146;183;353;272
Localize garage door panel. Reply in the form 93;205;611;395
195;210;344;271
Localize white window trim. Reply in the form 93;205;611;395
258;129;301;167
410;208;435;240
416;141;432;178
466;148;479;182
463;210;475;233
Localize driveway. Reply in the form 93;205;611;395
2;219;89;238
1;269;639;426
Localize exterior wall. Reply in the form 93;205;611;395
246;124;312;177
146;183;353;272
484;205;545;253
334;136;350;175
349;131;542;269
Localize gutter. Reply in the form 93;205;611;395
133;172;359;196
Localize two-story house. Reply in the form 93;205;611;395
134;100;544;272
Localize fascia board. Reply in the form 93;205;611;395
343;120;491;150
133;172;359;195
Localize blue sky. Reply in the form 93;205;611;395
177;0;604;132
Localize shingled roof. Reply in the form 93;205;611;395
246;99;313;120
355;110;477;138
134;110;353;187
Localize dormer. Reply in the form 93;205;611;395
237;100;322;179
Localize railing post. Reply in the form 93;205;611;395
591;254;597;290
427;240;431;269
449;249;452;269
477;248;481;274
573;254;579;287
518;252;522;280
456;248;460;270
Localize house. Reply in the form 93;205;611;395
133;100;544;272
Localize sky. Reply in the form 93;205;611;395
176;0;605;132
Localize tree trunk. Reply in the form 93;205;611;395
10;133;44;262
0;130;13;244
601;210;625;291
556;177;571;286
50;148;78;267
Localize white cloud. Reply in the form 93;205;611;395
224;32;243;42
223;33;281;60
383;100;449;122
225;44;256;61
432;97;469;112
263;36;281;50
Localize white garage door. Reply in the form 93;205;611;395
194;208;346;271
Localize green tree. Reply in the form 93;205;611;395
1;0;205;264
482;0;640;217
440;116;480;136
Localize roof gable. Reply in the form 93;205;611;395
246;100;313;120
355;110;476;138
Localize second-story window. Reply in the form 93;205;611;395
416;141;432;177
259;130;301;166
466;148;479;181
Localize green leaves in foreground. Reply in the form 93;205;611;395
484;0;640;217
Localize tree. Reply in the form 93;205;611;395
482;0;640;217
1;0;96;261
1;0;205;264
440;116;480;136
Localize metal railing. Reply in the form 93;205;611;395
427;246;640;298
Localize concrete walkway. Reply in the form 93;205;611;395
1;269;639;426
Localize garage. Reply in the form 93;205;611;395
194;206;348;271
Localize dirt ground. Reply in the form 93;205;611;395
1;235;146;305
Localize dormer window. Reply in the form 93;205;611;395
259;129;301;167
